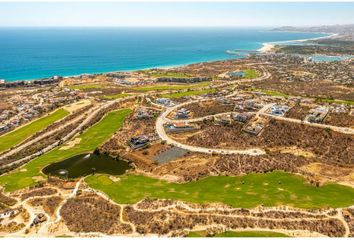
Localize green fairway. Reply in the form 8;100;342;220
188;230;288;237
0;109;132;192
131;82;210;92
258;89;289;97
86;171;354;209
68;83;106;90
160;89;216;98
149;72;192;78
100;93;130;100
0;109;69;153
244;69;260;79
316;98;354;106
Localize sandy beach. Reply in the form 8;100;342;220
259;43;275;53
258;33;337;53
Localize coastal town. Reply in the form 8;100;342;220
0;24;353;238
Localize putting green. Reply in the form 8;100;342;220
0;109;132;192
0;108;69;153
86;171;354;209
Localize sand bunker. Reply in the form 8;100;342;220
59;138;81;150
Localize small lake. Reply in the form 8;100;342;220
42;153;131;178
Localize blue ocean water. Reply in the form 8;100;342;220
0;27;327;81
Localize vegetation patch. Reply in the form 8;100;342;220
160;89;216;98
149;72;192;78
86;171;354;209
250;87;289;97
244;69;260;79
316;97;354;106
100;93;130;100
0;108;69;153
131;82;210;92
68;83;106;90
0;109;132;192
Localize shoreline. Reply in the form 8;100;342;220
258;32;337;53
2;32;336;83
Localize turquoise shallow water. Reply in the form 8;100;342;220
0;27;326;81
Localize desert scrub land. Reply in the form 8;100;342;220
60;194;132;234
187;230;288;237
181;119;354;166
0;108;69;153
0;109;132;192
177;100;236;118
85;171;354;209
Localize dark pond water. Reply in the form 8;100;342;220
42;153;131;178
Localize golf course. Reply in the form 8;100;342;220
0;108;132;192
86;171;354;209
0;108;69;153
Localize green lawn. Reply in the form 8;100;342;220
244;69;260;79
131;82;210;92
188;230;288;237
0;109;69;153
100;93;131;100
160;89;216;99
0;109;132;192
86;171;354;209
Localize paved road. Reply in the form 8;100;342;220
155;99;265;156
0;96;136;170
0;107;96;161
154;67;273;156
260;112;354;135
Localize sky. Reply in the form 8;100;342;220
0;2;353;27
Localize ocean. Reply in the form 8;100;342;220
0;27;327;82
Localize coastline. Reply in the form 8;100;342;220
1;31;335;83
258;32;337;53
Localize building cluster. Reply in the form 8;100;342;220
0;87;83;134
254;53;353;85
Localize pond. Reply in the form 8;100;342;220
42;153;131;178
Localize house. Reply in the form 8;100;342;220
216;115;231;126
135;108;152;120
175;108;189;119
165;123;196;133
217;97;231;105
243;123;264;136
270;105;290;116
242;117;267;136
0;209;18;219
234;113;251;123
156;98;174;107
305;106;329;123
129;135;150;149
